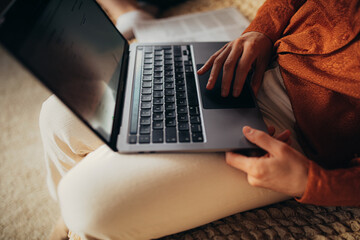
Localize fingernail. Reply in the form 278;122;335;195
243;126;253;135
233;89;240;97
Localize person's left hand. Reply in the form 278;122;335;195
226;126;309;198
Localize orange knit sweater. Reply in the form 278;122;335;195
244;0;360;206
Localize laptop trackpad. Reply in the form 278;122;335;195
196;64;256;109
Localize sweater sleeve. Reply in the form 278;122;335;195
296;160;360;206
243;0;306;43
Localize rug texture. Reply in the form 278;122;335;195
160;200;360;240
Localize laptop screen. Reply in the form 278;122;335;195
0;0;127;143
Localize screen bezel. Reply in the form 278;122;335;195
0;0;129;151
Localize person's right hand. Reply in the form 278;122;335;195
197;32;273;97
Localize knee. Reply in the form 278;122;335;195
57;170;104;238
57;158;121;239
39;95;71;140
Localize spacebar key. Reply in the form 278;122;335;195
186;74;199;106
129;49;143;134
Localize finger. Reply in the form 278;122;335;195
243;126;285;155
251;59;267;96
197;43;228;75
232;46;256;97
221;41;243;97
276;129;291;143
267;126;275;136
207;46;232;90
225;152;255;173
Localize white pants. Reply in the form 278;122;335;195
39;66;302;240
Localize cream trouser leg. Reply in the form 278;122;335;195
39;66;302;240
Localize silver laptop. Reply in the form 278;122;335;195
0;0;266;153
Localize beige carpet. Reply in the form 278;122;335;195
0;46;59;239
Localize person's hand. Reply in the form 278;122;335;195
197;32;273;97
226;126;309;197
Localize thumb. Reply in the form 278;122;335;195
243;126;283;154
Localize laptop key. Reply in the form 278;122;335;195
184;60;192;66
176;85;185;92
153;98;164;105
176;78;185;85
144;47;153;53
153;105;164;112
153;84;163;91
154;55;163;61
192;132;204;142
166;127;177;143
154;77;163;84
177;98;186;106
190;116;200;124
128;135;137;144
143;75;152;81
143;70;152;75
141;109;151;117
140;125;151;135
166;118;176;127
189;106;200;115
139;135;151;144
140;117;151;125
178;114;188;122
165;103;175;111
179;131;190;142
165;77;174;83
185;66;193;73
153;121;164;129
154;61;163;66
141;94;151;101
165;82;174;89
165;110;176;118
191;124;202;133
165;96;175;103
178;122;189;131
186;75;199;106
141;102;151;109
153;91;163;98
165;89;175;96
144;64;153;69
177;106;187;114
142;88;152;94
176;92;186;99
153;113;164;121
164;65;173;70
154;72;163;78
154;66;163;72
152;130;164;143
144;59;153;64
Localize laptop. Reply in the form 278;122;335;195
0;0;267;153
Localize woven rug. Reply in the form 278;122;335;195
159;200;360;240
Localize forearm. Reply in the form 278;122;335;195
297;160;360;206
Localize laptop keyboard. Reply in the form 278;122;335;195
128;45;204;144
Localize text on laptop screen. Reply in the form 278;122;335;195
1;0;126;142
